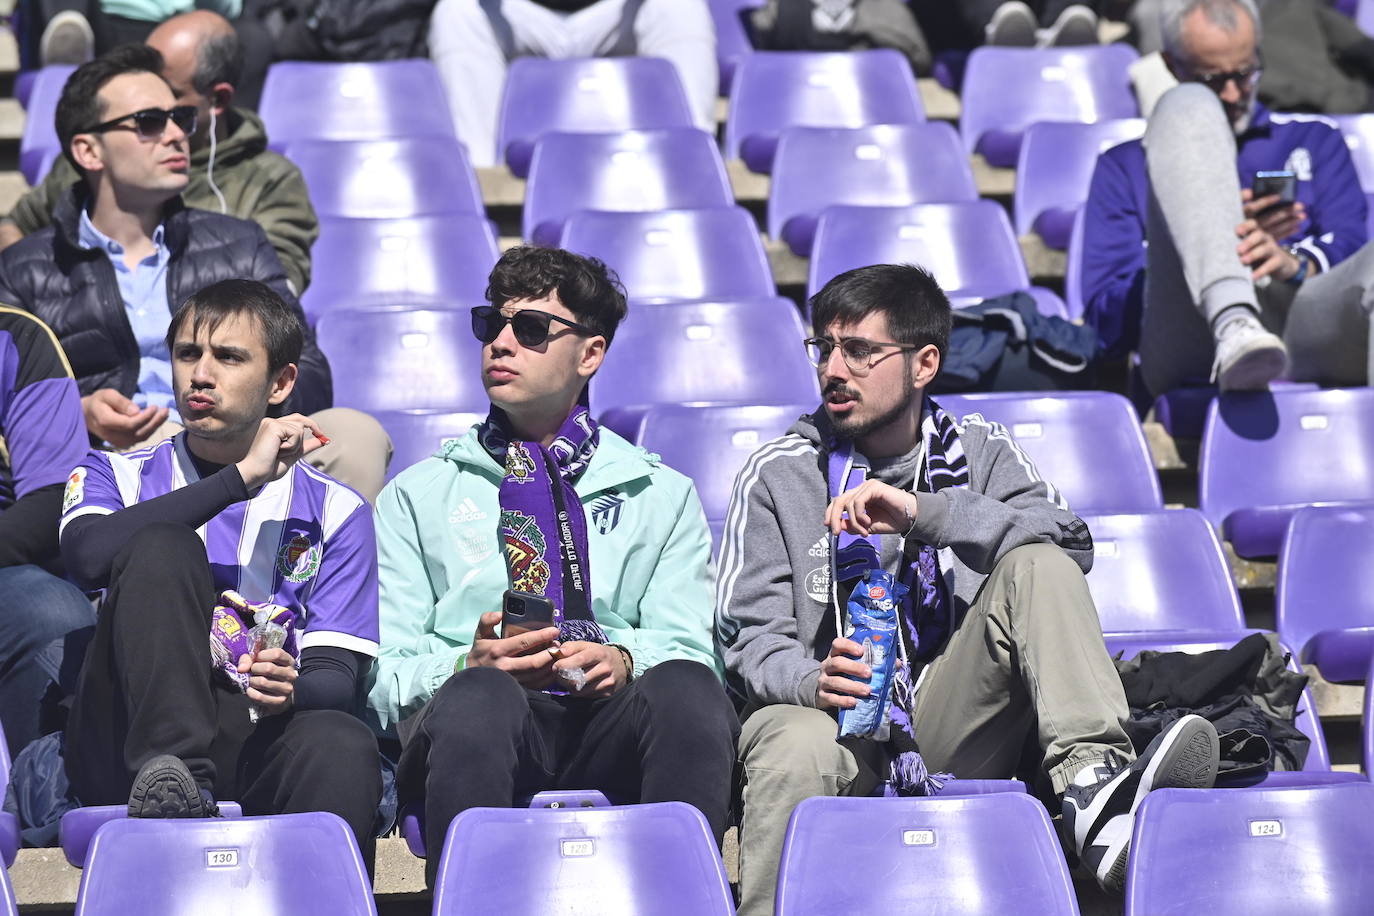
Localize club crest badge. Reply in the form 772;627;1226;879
500;510;551;595
277;534;321;583
590;492;624;535
505;443;537;483
62;467;86;513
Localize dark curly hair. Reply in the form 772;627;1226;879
486;246;629;345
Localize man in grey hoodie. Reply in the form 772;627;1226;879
717;264;1220;913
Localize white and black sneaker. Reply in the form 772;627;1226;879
1062;715;1219;893
128;755;219;819
986;1;1038;46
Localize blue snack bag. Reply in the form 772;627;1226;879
837;570;908;740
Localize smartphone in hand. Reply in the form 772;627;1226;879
1253;170;1297;213
501;590;557;645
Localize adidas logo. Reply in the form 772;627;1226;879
448;498;487;525
808;537;829;559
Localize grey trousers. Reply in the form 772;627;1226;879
734;543;1133;916
1139;83;1374;395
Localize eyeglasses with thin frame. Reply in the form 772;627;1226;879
804;336;920;373
80;105;198;142
471;305;596;348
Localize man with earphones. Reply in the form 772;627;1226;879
1;11;318;296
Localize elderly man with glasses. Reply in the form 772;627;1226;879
367;245;738;887
719;263;1221;914
1082;0;1374;395
0;44;394;501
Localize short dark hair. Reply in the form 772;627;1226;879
486;246;629;345
809;263;952;360
191;31;244;96
166;279;304;377
55;43;169;176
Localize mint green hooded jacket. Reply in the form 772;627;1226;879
366;424;720;734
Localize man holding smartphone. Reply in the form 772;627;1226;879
1082;0;1374;394
368;246;737;885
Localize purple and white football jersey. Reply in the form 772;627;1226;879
60;434;379;656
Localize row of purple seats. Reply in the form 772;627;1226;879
17;64;73;185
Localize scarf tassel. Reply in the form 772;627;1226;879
883;751;952;798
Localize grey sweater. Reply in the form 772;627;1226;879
715;406;1094;708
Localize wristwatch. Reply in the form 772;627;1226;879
1286;247;1309;285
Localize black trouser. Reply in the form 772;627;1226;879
397;659;740;885
64;523;380;861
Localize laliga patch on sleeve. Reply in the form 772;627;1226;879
63;467;86;513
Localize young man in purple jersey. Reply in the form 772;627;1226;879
57;278;380;857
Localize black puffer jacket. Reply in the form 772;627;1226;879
0;188;331;416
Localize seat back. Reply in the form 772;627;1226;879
301;214;499;322
1013;118;1146;247
767;123;978;255
724;50;925;171
960;46;1139;167
1125;783;1374;915
19;65;75;185
285;137;483;219
260;60;454;145
432;802;734;915
374;409;484;481
560;208;776;302
497;57;696;177
590;298;818;431
1080;511;1246;634
1276;505;1374;679
776;794;1079;915
710;0;764;93
808;201;1029;301
315;307;486;413
523;128;732;245
1332;113;1374;193
937;391;1162;514
75;813;376;915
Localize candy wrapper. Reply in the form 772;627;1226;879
209;590;299;720
557;666;588;691
837;571;908;741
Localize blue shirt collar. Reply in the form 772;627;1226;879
77;208;166;257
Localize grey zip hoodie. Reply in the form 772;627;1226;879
714;404;1095;708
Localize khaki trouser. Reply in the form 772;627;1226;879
120;407;395;504
734;543;1134;916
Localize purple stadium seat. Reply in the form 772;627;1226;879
315;307;487;413
1014;118;1146;249
374;409;484;481
768;123;979;256
1277;505;1374;683
75;812;375;914
1332;114;1374;192
960;46;1140;168
1105;634;1332;773
559;208;776;303
1365;655;1374;776
284;137;483;219
497;57;696;178
431;802;734;915
629;403;812;548
19;65;75;185
1338;0;1358;17
1199;388;1374;558
724;50;925;173
1064;207;1088;321
259;60;455;147
14;70;37;109
301;215;500;323
775;794;1079;915
935;392;1162;514
1080;511;1246;635
61;802;244;868
0;724;13;869
710;0;762;93
590;298;819;438
523;128;733;246
1125;783;1374;915
807;202;1069;318
1360;0;1374;36
399;789;613;859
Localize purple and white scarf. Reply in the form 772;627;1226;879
826;397;968;795
479;405;607;647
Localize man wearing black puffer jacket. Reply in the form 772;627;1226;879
0;45;393;499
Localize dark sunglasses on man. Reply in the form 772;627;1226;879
80;105;198;142
471;305;596;348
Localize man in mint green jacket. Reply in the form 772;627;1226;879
367;246;738;885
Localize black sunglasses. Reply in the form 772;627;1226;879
81;105;198;141
471;305;596;347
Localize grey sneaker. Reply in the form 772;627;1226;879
1040;4;1100;46
1062;715;1220;894
39;10;94;67
987;1;1037;46
128;755;218;819
1212;310;1289;391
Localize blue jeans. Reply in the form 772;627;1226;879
0;565;95;760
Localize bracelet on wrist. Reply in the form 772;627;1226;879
610;643;635;682
454;652;469;675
